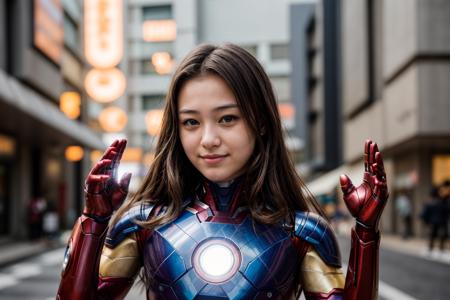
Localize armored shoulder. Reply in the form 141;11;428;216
105;202;155;248
293;211;341;267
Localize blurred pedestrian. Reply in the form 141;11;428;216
395;190;413;239
27;195;47;240
43;201;59;243
421;186;448;252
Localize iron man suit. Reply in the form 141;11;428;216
57;139;388;300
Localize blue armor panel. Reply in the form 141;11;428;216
294;211;341;267
142;209;299;300
106;201;342;299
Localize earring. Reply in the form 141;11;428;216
259;127;266;136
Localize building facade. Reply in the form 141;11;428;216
0;0;103;239
294;0;450;236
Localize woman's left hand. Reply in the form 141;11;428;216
340;140;389;231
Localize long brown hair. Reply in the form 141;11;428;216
110;43;323;231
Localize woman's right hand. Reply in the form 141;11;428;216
83;139;132;219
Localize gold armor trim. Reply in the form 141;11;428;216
300;248;345;294
99;232;140;278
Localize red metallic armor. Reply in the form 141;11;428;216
56;139;388;300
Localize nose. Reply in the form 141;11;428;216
201;124;221;149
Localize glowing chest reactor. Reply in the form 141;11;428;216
142;210;299;299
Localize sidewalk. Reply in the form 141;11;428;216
336;221;450;265
380;233;450;265
0;238;64;268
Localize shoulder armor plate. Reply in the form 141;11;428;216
294;211;341;267
105;203;155;248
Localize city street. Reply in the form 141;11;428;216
0;236;448;300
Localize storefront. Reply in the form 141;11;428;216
0;134;15;237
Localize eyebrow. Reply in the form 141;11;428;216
179;104;239;114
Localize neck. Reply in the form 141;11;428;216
202;177;242;213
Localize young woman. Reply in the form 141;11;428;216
57;44;388;300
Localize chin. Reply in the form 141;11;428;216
202;171;232;183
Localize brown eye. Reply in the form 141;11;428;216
182;119;199;127
219;115;238;124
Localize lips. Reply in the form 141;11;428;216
201;154;227;159
200;154;228;164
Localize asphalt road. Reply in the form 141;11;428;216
337;235;450;300
0;239;448;300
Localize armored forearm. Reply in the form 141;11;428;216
343;225;380;300
57;215;108;300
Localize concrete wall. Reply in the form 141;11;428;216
341;0;369;116
418;62;450;134
383;65;419;148
174;0;197;59
417;0;450;54
344;100;385;162
198;0;292;44
344;0;450;162
382;0;417;80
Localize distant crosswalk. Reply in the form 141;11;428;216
0;248;63;299
0;247;144;300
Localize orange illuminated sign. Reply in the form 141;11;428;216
432;155;450;185
34;0;63;64
142;20;177;42
85;68;126;103
85;0;123;68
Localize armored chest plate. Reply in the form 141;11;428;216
142;210;299;299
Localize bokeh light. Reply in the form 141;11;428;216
65;146;84;162
85;68;126;103
98;107;128;132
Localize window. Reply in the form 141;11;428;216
142;5;172;21
142;94;165;110
270;43;289;60
141;6;175;42
64;16;79;53
141;59;157;75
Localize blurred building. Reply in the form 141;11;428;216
0;0;103;239
124;0;301;189
292;0;450;236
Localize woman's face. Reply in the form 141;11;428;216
178;74;256;184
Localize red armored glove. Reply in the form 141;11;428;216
83;139;132;219
340;140;389;232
